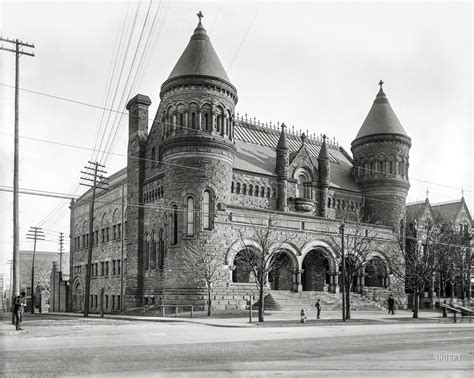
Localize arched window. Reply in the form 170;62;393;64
158;229;165;269
236;182;241;194
151;231;157;269
202;190;212;230
171;204;178;245
266;188;271;198
242;184;247;195
145;233;151;270
186;197;194;236
295;169;311;198
151;148;156;169
191;112;196;128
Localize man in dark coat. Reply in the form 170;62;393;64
13;292;26;330
388;294;395;315
315;299;321;319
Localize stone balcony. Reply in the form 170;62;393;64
294;198;315;212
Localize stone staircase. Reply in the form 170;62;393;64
261;290;385;312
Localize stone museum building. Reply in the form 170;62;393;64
69;17;417;313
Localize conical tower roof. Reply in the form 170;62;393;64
354;84;408;140
167;20;231;85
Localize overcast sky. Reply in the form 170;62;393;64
0;0;472;284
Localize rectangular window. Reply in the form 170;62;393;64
94;295;98;308
112;260;116;275
101;229;105;243
101;262;104;276
113;225;117;240
124;258;127;274
106;228;110;242
118;223;121;239
117;296;121;310
112;295;115;310
105;261;109;276
117;259;121;275
105;295;109;309
94;231;98;245
90;295;93;308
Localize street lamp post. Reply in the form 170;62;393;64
339;223;346;322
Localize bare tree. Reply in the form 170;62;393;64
184;239;227;316
392;219;446;318
235;215;294;322
330;216;381;320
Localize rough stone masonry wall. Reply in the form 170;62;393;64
70;178;127;313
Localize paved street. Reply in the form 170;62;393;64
1;314;473;377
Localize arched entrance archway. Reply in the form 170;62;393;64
232;250;253;283
302;249;331;291
365;257;387;287
73;281;83;313
268;252;294;290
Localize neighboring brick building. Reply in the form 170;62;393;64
69;17;413;313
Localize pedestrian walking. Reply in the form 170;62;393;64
388;294;395;315
315;299;321;319
13;292;26;330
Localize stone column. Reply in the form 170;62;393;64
171;114;176;134
360;271;365;294
197;111;202;130
184;112;189;133
295;270;303;293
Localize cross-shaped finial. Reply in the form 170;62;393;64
197;11;204;22
322;134;327;141
379;80;384;89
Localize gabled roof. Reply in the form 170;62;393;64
354;87;408;141
406;200;434;223
431;198;472;224
167;21;231;85
233;120;361;192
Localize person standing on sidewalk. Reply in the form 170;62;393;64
315;299;321;319
13;292;26;330
388;294;395;315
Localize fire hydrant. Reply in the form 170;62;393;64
301;308;307;323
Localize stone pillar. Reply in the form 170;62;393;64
171;114;176;134
294;270;303;292
184;112;189;132
360;272;365;294
197;111;202;130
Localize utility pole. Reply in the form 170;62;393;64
58;232;64;312
80;161;108;317
58;232;64;272
0;37;35;305
26;227;45;314
339;223;346;322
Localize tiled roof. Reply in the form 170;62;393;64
406;200;431;222
233;120;360;192
354;88;408;140
431;200;465;223
167;21;231;84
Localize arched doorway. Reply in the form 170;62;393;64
232;250;253;283
268;252;294;290
302;249;331;291
365;257;387;287
73;281;83;313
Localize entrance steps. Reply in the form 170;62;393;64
263;290;385;312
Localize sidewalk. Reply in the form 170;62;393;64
38;308;467;327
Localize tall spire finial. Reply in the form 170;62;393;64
197;11;204;22
378;80;384;89
426;187;429;200
461;186;464;198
